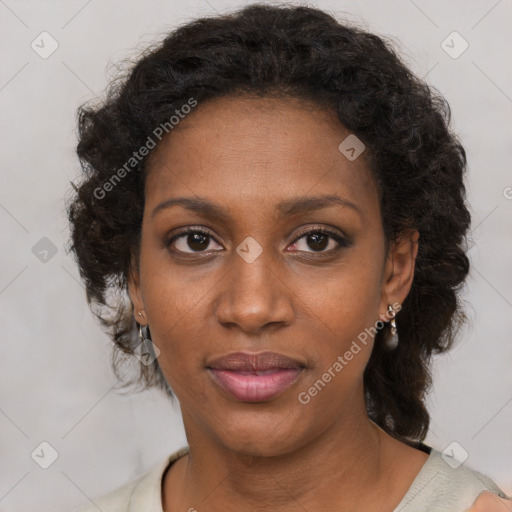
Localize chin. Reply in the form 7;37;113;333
211;405;311;459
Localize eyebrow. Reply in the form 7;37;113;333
151;194;361;221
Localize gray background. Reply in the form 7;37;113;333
0;0;511;510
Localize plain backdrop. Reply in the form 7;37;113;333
0;1;511;510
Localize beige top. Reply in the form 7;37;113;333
73;445;508;512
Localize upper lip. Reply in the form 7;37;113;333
207;351;305;371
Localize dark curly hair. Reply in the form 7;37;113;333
66;3;471;444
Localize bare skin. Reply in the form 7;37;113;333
128;95;429;511
469;492;512;511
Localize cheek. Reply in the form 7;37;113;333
295;280;379;408
294;256;384;384
139;230;211;332
139;261;213;389
302;258;383;337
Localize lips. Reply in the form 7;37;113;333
207;351;305;402
208;351;305;371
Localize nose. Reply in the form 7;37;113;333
215;246;295;334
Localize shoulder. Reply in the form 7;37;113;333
71;446;190;512
469;491;512;511
72;475;140;512
395;447;509;512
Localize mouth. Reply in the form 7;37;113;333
206;351;306;402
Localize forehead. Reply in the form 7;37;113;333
144;96;378;221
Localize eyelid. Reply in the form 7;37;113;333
292;224;347;243
169;225;217;239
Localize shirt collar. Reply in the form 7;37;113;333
129;446;190;512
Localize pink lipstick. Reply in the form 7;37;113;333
207;351;305;402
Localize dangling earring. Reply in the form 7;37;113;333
138;323;151;343
386;304;399;349
136;322;160;365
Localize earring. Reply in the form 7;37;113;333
136;322;160;365
386;304;399;349
137;311;143;318
388;304;397;336
138;323;151;343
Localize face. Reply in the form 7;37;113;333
128;96;418;457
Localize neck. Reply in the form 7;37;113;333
165;400;392;511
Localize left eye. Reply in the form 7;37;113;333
289;229;348;253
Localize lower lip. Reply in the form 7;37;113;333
207;368;303;402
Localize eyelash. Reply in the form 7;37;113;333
166;225;350;255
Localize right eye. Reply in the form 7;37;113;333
167;228;224;254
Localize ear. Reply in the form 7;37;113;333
380;228;419;315
127;255;146;324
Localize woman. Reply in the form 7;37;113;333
67;4;510;511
